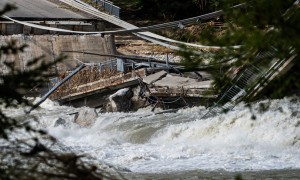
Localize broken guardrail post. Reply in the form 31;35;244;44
26;64;86;113
117;58;125;73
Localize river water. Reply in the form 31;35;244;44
4;97;300;177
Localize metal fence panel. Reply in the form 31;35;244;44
94;0;120;17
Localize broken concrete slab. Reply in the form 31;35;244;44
154;74;213;89
143;70;167;84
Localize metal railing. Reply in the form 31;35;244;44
58;0;244;50
201;64;262;119
201;51;296;119
93;0;120;17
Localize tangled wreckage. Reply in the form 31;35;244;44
1;0;297;116
47;53;216;112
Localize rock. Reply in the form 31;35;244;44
74;107;98;127
54;118;66;127
131;86;149;110
105;103;113;112
107;88;134;112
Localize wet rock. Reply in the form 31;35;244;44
107;88;134;112
74;107;98;127
130;86;149;110
106;103;113;112
54;118;66;127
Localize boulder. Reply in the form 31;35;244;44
74;107;98;127
107;88;134;112
54;118;66;127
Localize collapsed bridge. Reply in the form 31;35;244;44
1;0;297;115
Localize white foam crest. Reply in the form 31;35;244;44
150;97;300;148
32;97;61;110
48;111;149;148
22;97;300;172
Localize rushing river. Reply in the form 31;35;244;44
5;97;300;174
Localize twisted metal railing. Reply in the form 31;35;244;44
201;52;296;119
201;64;261;119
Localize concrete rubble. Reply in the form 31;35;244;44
0;0;216;113
74;107;98;127
106;88;134;112
149;72;212;89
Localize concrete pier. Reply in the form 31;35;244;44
0;34;116;73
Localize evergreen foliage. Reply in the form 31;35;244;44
111;0;211;20
178;0;300;99
0;4;117;180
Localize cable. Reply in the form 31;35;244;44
58;0;243;49
3;1;244;50
1;15;101;34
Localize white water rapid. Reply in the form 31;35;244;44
5;97;300;173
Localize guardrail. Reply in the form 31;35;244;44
93;0;120;17
58;0;245;50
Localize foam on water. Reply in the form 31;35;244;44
7;97;300;173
